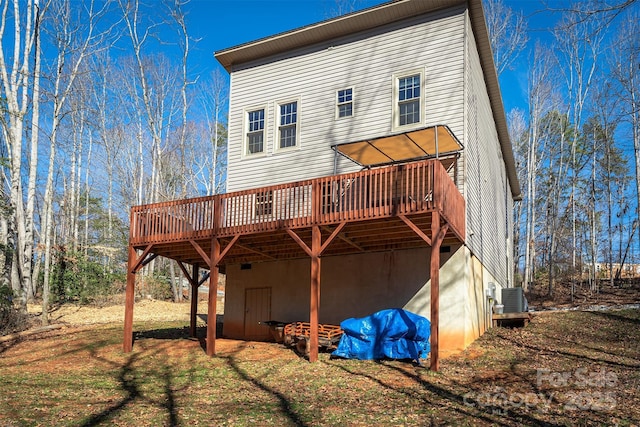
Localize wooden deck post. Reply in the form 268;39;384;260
206;196;223;357
123;245;136;352
206;240;220;356
190;264;200;337
430;211;442;371
287;222;345;363
399;211;447;371
309;225;321;362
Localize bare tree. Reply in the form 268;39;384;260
520;44;556;292
585;79;627;287
118;0;176;206
0;0;222;310
610;12;640;261
0;0;47;312
326;0;363;18
484;0;529;76
198;69;228;196
118;0;209;299
553;5;605;294
88;52;126;270
167;0;197;199
544;0;637;31
39;0;113;325
508;107;528;283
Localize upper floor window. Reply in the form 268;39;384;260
278;100;299;150
393;70;424;131
245;108;265;155
336;88;353;118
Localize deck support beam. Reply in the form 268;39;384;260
288;223;344;362
398;212;448;371
206;197;224;357
190;265;200;337
207;238;221;356
429;211;448;372
176;260;200;337
123;245;137;352
309;225;321;362
123;244;158;353
399;214;431;246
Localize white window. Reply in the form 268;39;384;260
336;88;353;118
245;108;266;155
255;190;273;217
392;70;424;131
277;100;299;150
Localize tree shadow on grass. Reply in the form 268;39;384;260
133;317;221;353
326;357;564;427
79;352;143;427
82;340;307;427
82;339;201;427
385;360;563;427
134;318;305;424
222;342;309;427
495;330;640;370
326;358;513;426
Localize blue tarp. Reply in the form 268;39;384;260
332;309;431;361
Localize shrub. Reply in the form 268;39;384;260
136;274;173;301
51;250;125;305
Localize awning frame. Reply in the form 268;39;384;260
331;124;464;169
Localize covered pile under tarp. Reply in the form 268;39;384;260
332;309;430;361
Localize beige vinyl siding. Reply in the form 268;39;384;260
464;13;510;285
226;5;467;192
224;245;473;350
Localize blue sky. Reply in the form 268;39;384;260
186;0;381;71
187;0;380;49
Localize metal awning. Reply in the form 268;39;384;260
332;125;463;168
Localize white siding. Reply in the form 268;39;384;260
226;5;467;192
464;13;511;285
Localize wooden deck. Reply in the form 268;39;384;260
129;159;465;265
492;312;531;327
124;158;466;370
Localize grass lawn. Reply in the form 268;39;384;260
1;309;639;426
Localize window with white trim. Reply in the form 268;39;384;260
393;70;424;130
277;101;299;149
336;88;353;118
245;108;265;155
255;190;273;217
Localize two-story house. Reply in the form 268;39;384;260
123;0;521;371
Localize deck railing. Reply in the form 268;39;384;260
130;159;465;245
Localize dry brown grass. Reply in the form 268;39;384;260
2;304;639;426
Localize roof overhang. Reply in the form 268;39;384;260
466;0;521;200
215;0;465;73
333;125;462;168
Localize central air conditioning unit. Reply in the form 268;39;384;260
501;287;528;313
